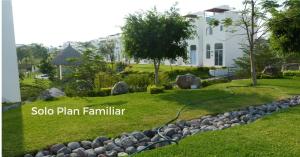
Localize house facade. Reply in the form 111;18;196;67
100;5;247;68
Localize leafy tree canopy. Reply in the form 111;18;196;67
268;0;300;55
122;5;194;84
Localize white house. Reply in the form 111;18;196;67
96;5;247;68
165;5;247;67
2;0;21;103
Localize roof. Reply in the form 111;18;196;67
205;5;230;13
52;44;81;66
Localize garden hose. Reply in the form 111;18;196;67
130;106;186;156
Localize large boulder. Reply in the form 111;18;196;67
39;88;65;100
111;81;129;95
175;74;200;89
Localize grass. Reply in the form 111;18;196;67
3;77;300;156
125;64;194;72
137;105;300;157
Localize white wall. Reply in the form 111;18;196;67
2;0;21;103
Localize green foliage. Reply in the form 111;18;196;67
99;39;116;70
147;85;164;94
20;79;49;101
90;88;112;97
115;62;128;72
65;49;108;95
162;83;173;90
164;67;210;80
125;74;152;92
201;78;230;87
94;72;121;89
122;5;194;84
269;0;300;55
283;70;300;77
234;39;282;78
38;55;56;81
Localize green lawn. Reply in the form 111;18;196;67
125;64;194;72
137;105;300;157
3;77;300;156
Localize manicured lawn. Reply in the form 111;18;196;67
125;64;194;72
3;77;300;156
137;105;300;157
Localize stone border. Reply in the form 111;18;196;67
24;96;300;157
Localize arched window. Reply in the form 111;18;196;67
206;44;211;59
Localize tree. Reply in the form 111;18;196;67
210;0;278;86
234;38;282;77
99;39;116;71
38;55;56;81
122;5;194;85
66;49;107;91
268;0;300;56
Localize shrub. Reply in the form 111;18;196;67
115;62;128;72
125;74;152;92
20;79;49;101
164;67;210;81
94;72;121;88
283;70;300;77
162;83;173;90
148;85;164;94
201;77;230;87
64;80;93;97
90;88;112;97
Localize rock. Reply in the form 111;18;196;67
182;128;191;136
40;88;65;100
92;141;101;149
81;141;92;149
201;119;211;125
57;146;71;155
111;81;129;95
56;153;65;157
106;150;117;157
85;149;97;157
163;128;176;137
94;147;106;154
131;131;145;140
35;151;44;157
136;146;146;152
42;150;50;156
150;134;160;142
175;120;186;128
120;136;138;148
125;146;136;154
117;152;128;157
97;155;107;157
175;74;201;89
105;142;119;151
50;144;65;154
73;148;87;157
72;147;85;153
143;130;156;138
68;142;81;150
24;154;33;157
94;136;109;146
70;153;79;157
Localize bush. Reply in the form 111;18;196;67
20;79;49;101
283;70;300;77
125;74;152;92
148;85;164;94
162;83;173;90
94;72;121;88
164;67;210;81
115;62;128;72
201;77;230;87
90;88;112;97
64;80;93;97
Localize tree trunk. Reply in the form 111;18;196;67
250;0;257;86
153;59;160;85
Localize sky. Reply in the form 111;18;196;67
12;0;244;47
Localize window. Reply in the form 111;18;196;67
214;43;223;66
209;26;213;35
206;44;211;59
220;25;223;31
190;45;197;65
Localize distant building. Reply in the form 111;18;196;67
2;0;21;103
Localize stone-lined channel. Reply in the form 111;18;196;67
24;96;300;157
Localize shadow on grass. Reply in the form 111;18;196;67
157;89;275;114
85;100;128;107
3;107;24;157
